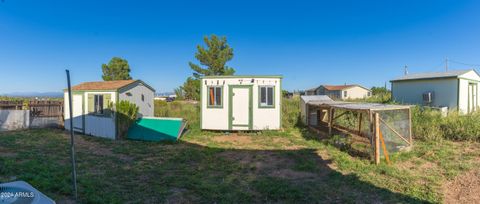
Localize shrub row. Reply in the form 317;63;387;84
412;106;480;142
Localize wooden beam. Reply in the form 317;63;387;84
378;117;411;146
328;108;333;136
331;125;364;138
358;113;363;136
375;113;380;165
379;129;391;165
369;111;373;145
408;107;413;145
333;111;347;121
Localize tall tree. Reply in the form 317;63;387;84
189;34;235;78
181;77;200;100
181;35;235;100
102;57;132;81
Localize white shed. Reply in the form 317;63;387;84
200;75;282;130
64;80;155;139
391;69;480;114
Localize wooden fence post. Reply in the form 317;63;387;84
328;108;333;136
358;112;363;136
374;112;380;165
408;107;413;146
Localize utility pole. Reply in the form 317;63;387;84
445;57;448;72
404;65;408;75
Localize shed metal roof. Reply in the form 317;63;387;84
390;69;473;82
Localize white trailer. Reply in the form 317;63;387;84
200;75;282;131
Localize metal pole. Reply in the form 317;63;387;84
66;70;78;200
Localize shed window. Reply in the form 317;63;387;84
141;94;145;102
208;86;222;107
94;95;104;114
259;86;274;107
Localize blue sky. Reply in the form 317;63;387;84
1;0;480;93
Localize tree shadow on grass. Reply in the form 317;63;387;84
297;123;373;160
0;129;429;203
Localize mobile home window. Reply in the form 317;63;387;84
259;86;274;108
94;95;104;114
141;94;145;102
343;91;347;98
208;86;222;107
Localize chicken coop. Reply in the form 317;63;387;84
303;99;412;164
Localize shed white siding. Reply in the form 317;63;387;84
119;82;155;117
392;70;480;113
201;76;282;130
64;91;117;139
392;78;458;109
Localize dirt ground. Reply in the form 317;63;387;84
444;169;480;204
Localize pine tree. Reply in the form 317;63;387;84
189;35;235;78
181;35;235;100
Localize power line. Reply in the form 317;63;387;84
449;59;480;67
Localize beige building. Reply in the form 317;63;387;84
306;84;371;100
391;69;480;114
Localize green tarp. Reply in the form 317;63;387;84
127;117;185;142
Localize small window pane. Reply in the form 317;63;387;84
209;87;215;106
208;86;222;107
215;87;222;106
94;95;104;114
267;87;273;105
260;87;266;103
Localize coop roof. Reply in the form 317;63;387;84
390;69;475;82
300;95;333;103
307;100;410;111
67;80;155;92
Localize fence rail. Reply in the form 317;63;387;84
0;101;63;117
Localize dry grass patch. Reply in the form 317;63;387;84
444;169;480;204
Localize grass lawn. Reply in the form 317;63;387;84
1;128;479;203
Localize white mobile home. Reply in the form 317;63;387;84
391;69;480;113
64;80;155;139
200;75;282;130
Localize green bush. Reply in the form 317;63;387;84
411;106;444;141
441;111;480;141
282;97;301;129
412;107;480;142
115;100;139;139
154;100;200;132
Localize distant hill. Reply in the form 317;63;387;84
1;92;63;98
